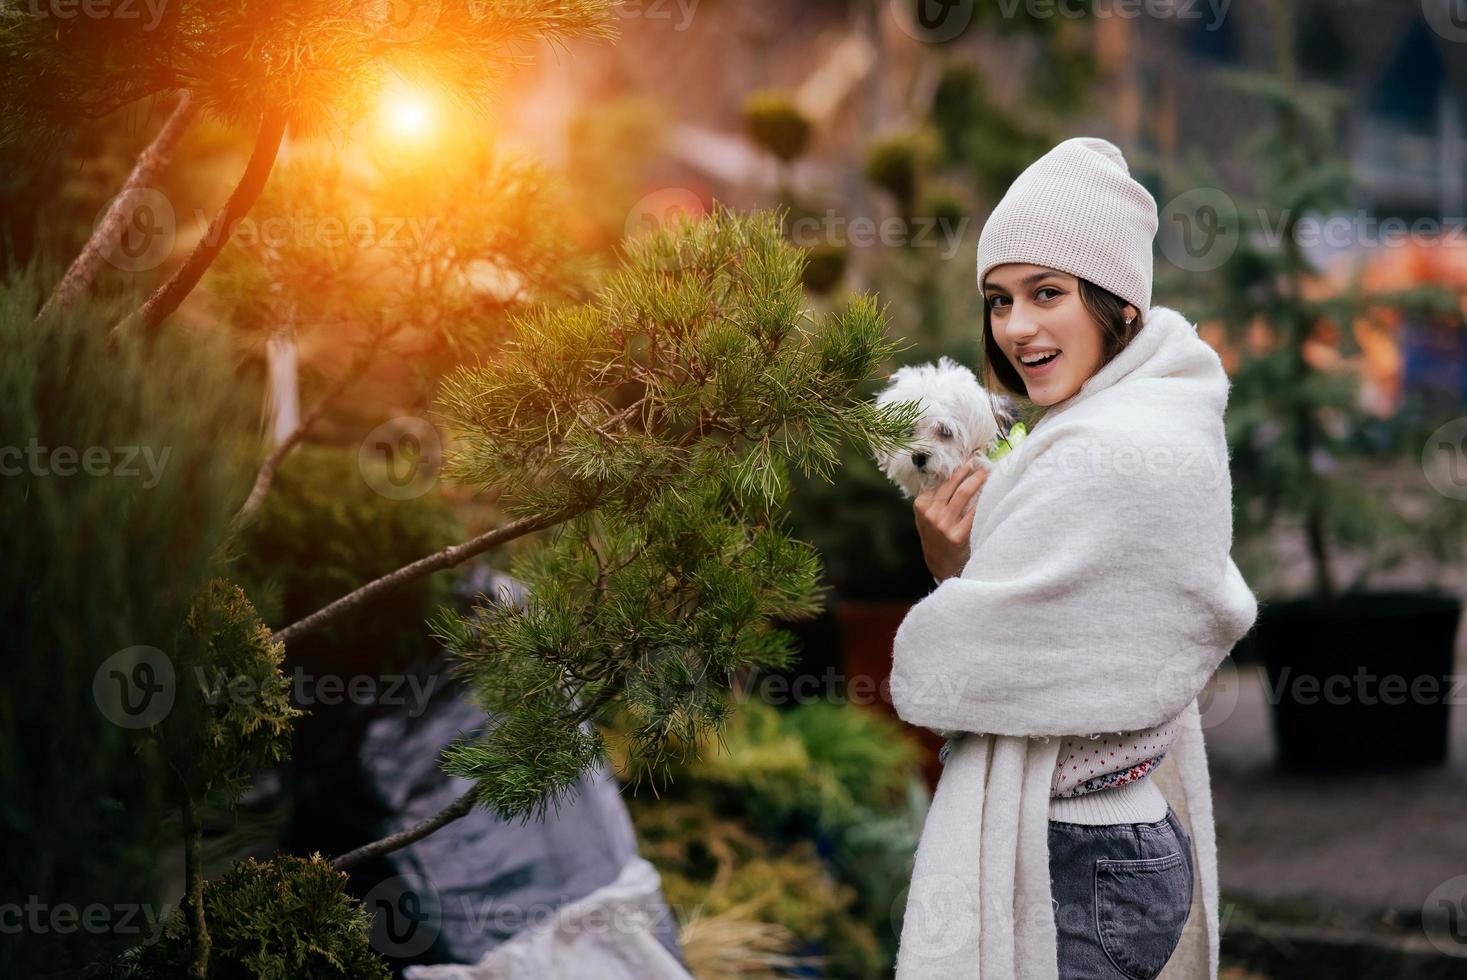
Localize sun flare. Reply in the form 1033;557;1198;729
378;84;437;142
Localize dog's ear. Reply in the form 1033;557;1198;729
875;363;919;400
989;392;1020;430
936;355;978;382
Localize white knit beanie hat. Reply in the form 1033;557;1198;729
975;136;1158;315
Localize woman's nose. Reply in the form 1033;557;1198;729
1000;307;1039;343
1003;324;1038;348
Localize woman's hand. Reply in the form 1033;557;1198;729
914;459;990;583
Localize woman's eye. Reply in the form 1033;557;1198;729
938;423;953;439
1037;286;1061;301
988;296;1008;310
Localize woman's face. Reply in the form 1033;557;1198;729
983;263;1119;406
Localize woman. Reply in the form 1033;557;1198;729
890;137;1259;980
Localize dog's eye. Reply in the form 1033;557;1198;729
904;426;916;438
937;423;953;439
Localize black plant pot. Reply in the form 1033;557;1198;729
1242;589;1462;770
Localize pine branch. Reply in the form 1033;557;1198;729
35;91;199;323
226;336;391;536
330;787;479;872
109;105;289;340
271;507;580;647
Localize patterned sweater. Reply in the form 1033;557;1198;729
936;714;1183;824
1050;716;1182;797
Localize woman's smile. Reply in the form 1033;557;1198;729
1019;350;1061;377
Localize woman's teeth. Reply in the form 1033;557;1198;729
1020;351;1060;372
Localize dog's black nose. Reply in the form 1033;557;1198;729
912;452;929;469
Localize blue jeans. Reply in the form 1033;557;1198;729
1047;808;1195;980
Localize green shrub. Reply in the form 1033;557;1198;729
607;697;924;978
800;242;847;295
918;179;967;232
741;90;812;164
166;580;301;809
862;130;938;213
926;63;1051;197
114;855;390;980
1;262;255;976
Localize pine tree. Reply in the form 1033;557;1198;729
324;204;922;864
1179;0;1467;600
3;0;615;331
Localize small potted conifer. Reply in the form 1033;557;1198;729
1187;0;1467;769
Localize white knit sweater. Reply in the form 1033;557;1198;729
889;305;1259;980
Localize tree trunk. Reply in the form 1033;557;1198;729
181;793;210;979
1270;0;1337;603
266;322;301;447
35;91;199;323
110;106;289;340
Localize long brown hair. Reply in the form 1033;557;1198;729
980;276;1143;401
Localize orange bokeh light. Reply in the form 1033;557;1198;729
378;82;438;143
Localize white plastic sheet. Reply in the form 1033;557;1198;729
403;855;693;980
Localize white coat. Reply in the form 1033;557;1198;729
889;305;1260;979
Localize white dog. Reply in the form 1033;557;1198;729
872;356;1018;500
871;356;1018;753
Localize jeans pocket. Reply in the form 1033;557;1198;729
1093;851;1193;980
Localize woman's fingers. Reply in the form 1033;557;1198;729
912;460;987;580
949;462;989;513
955;501;977;541
917;460;966;510
940;459;977;506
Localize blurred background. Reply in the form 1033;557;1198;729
5;0;1467;977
